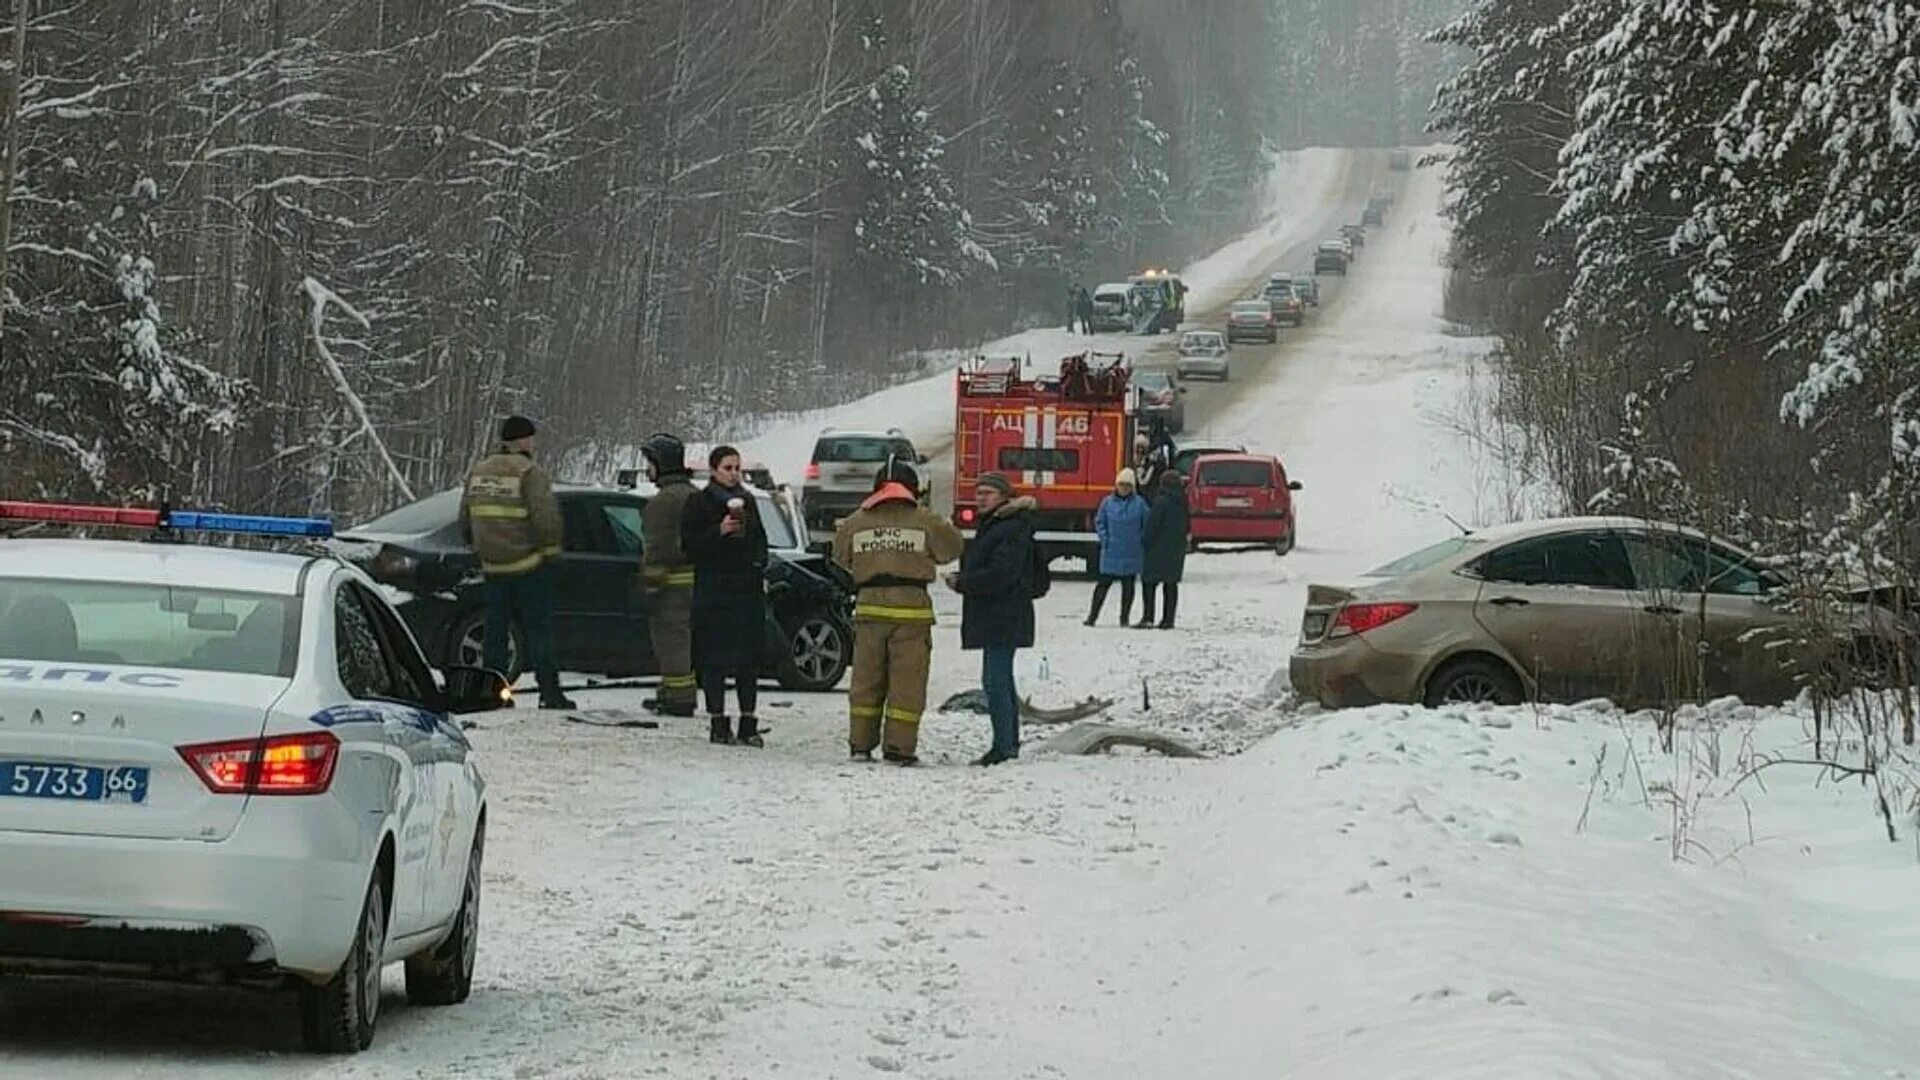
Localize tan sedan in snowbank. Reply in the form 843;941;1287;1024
1289;517;1908;710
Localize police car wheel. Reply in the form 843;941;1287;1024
406;821;483;1006
299;871;387;1053
451;610;522;683
777;615;850;691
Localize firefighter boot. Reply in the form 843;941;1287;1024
736;714;764;748
708;714;734;745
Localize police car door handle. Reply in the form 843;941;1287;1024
1487;595;1529;607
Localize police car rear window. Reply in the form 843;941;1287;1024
0;579;297;678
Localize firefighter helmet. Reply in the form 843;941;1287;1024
874;456;921;493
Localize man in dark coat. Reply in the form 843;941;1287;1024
1139;470;1190;629
681;445;770;746
946;472;1039;766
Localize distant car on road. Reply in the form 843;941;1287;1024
1175;330;1230;381
1170;440;1247;478
1340;224;1366;252
1226;298;1279;343
1363;196;1389;226
336;484;854;693
1133;369;1186;433
1289;517;1914;711
1263;275;1306;326
0;507;510;1054
1089;282;1133;332
800;428;924;545
1291;275;1320;307
1314;241;1350;276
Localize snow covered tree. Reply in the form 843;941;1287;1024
851;62;986;286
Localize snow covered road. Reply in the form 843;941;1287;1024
7;158;1920;1080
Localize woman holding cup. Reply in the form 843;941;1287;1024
681;445;771;746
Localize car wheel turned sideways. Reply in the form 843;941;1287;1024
1423;656;1524;709
1274;528;1295;556
451;609;521;684
299;871;387;1054
406;822;483;1007
778;615;851;691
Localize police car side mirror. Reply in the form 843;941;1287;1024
442;664;514;713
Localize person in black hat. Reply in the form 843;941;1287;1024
458;415;573;709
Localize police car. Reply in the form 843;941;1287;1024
0;500;509;1053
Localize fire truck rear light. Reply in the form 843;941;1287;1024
179;732;339;795
957;507;978;525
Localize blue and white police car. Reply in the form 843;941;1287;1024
0;501;509;1053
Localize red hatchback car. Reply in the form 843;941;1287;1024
1187;453;1302;554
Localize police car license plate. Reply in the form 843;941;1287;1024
0;761;149;804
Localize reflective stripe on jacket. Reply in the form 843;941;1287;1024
459;451;562;577
832;484;964;623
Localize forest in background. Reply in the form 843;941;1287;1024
1432;0;1920;583
0;0;1460;519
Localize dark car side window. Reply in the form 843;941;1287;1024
1620;533;1767;596
336;585;397;700
1474;532;1631;589
600;502;645;557
560;498;601;553
349;582;436;708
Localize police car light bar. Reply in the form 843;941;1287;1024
0;500;332;539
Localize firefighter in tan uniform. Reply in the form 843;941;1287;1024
458;415;572;709
832;459;965;764
639;433;698;717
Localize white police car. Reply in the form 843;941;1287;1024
0;501;509;1053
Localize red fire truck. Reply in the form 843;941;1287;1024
952;353;1137;567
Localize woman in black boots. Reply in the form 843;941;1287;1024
681;445;770;746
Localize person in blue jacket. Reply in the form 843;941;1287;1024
1086;468;1149;626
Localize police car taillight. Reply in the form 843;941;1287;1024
178;732;340;795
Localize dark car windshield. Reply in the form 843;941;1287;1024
0;578;297;678
1135;372;1173;390
354;488;462;534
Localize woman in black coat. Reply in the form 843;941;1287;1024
947;474;1037;767
681;445;770;746
1138;470;1190;629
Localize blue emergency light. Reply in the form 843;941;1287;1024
163;510;334;538
0;500;333;539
